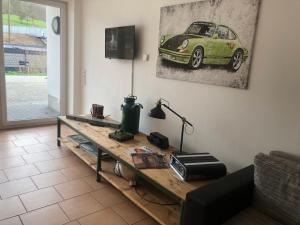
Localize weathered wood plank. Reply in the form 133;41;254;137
62;140;97;167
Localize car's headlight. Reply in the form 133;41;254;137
182;39;189;49
160;36;165;44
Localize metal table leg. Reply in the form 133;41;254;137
179;201;185;225
57;118;61;147
96;147;102;182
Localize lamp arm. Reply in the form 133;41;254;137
161;104;193;127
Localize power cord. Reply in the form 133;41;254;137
134;186;179;206
113;161;179;206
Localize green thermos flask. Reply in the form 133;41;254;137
121;96;143;134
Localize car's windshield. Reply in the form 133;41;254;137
185;23;216;37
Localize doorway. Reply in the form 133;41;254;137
0;0;66;127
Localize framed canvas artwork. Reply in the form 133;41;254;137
156;0;261;89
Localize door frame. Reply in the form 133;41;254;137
0;0;67;129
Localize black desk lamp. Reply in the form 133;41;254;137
149;99;193;154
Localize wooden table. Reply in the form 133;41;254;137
57;116;210;225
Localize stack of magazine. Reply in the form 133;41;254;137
68;134;108;157
129;146;169;169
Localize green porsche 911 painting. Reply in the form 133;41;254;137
159;22;248;72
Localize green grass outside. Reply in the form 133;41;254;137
5;71;47;76
2;14;46;28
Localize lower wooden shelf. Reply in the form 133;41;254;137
62;139;181;225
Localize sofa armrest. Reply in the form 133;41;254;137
181;165;254;225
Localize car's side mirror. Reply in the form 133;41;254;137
212;33;218;39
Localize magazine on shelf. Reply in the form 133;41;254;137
128;146;154;155
129;146;169;169
67;134;108;157
67;134;90;146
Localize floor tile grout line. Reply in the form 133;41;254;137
55;202;71;223
25;150;54;155
34;136;40;144
19;185;60;198
32;163;42;175
32;162;68;175
28;176;39;190
111;202;148;225
37;132;56;138
3;161;40;176
110;207;133;225
60;205;109;223
0;154;26;165
11;140;17;148
31;169;94;189
32;155;82;173
53;185;65;200
132;216;153;225
16;202;66;218
89;187;126;208
3;171;41;183
18;215;25;225
0;156;92;187
14;132;40;140
1;185;50;204
21;152;55;164
80;177;97;192
2;192;106;223
18;194;29;214
0;215;23;224
76;207;110;222
0;184;38;200
33;173;69;189
0;168;9;183
17;189;103;215
62;219;81;225
53;182;98;202
20;154;28;166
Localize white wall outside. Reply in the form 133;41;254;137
46;6;60;112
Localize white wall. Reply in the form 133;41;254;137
65;0;81;114
46;6;61;111
80;0;300;171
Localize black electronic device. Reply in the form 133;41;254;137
170;153;227;181
147;132;169;149
149;99;193;155
105;26;135;59
109;130;134;142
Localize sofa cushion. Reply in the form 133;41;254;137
223;207;283;225
270;150;300;163
254;152;300;225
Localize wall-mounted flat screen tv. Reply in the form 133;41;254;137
105;26;135;59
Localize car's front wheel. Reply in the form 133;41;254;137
188;47;203;69
229;49;244;72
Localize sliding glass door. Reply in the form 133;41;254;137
0;0;66;127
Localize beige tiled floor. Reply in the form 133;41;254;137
0;125;159;225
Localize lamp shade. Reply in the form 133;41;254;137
149;102;166;119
